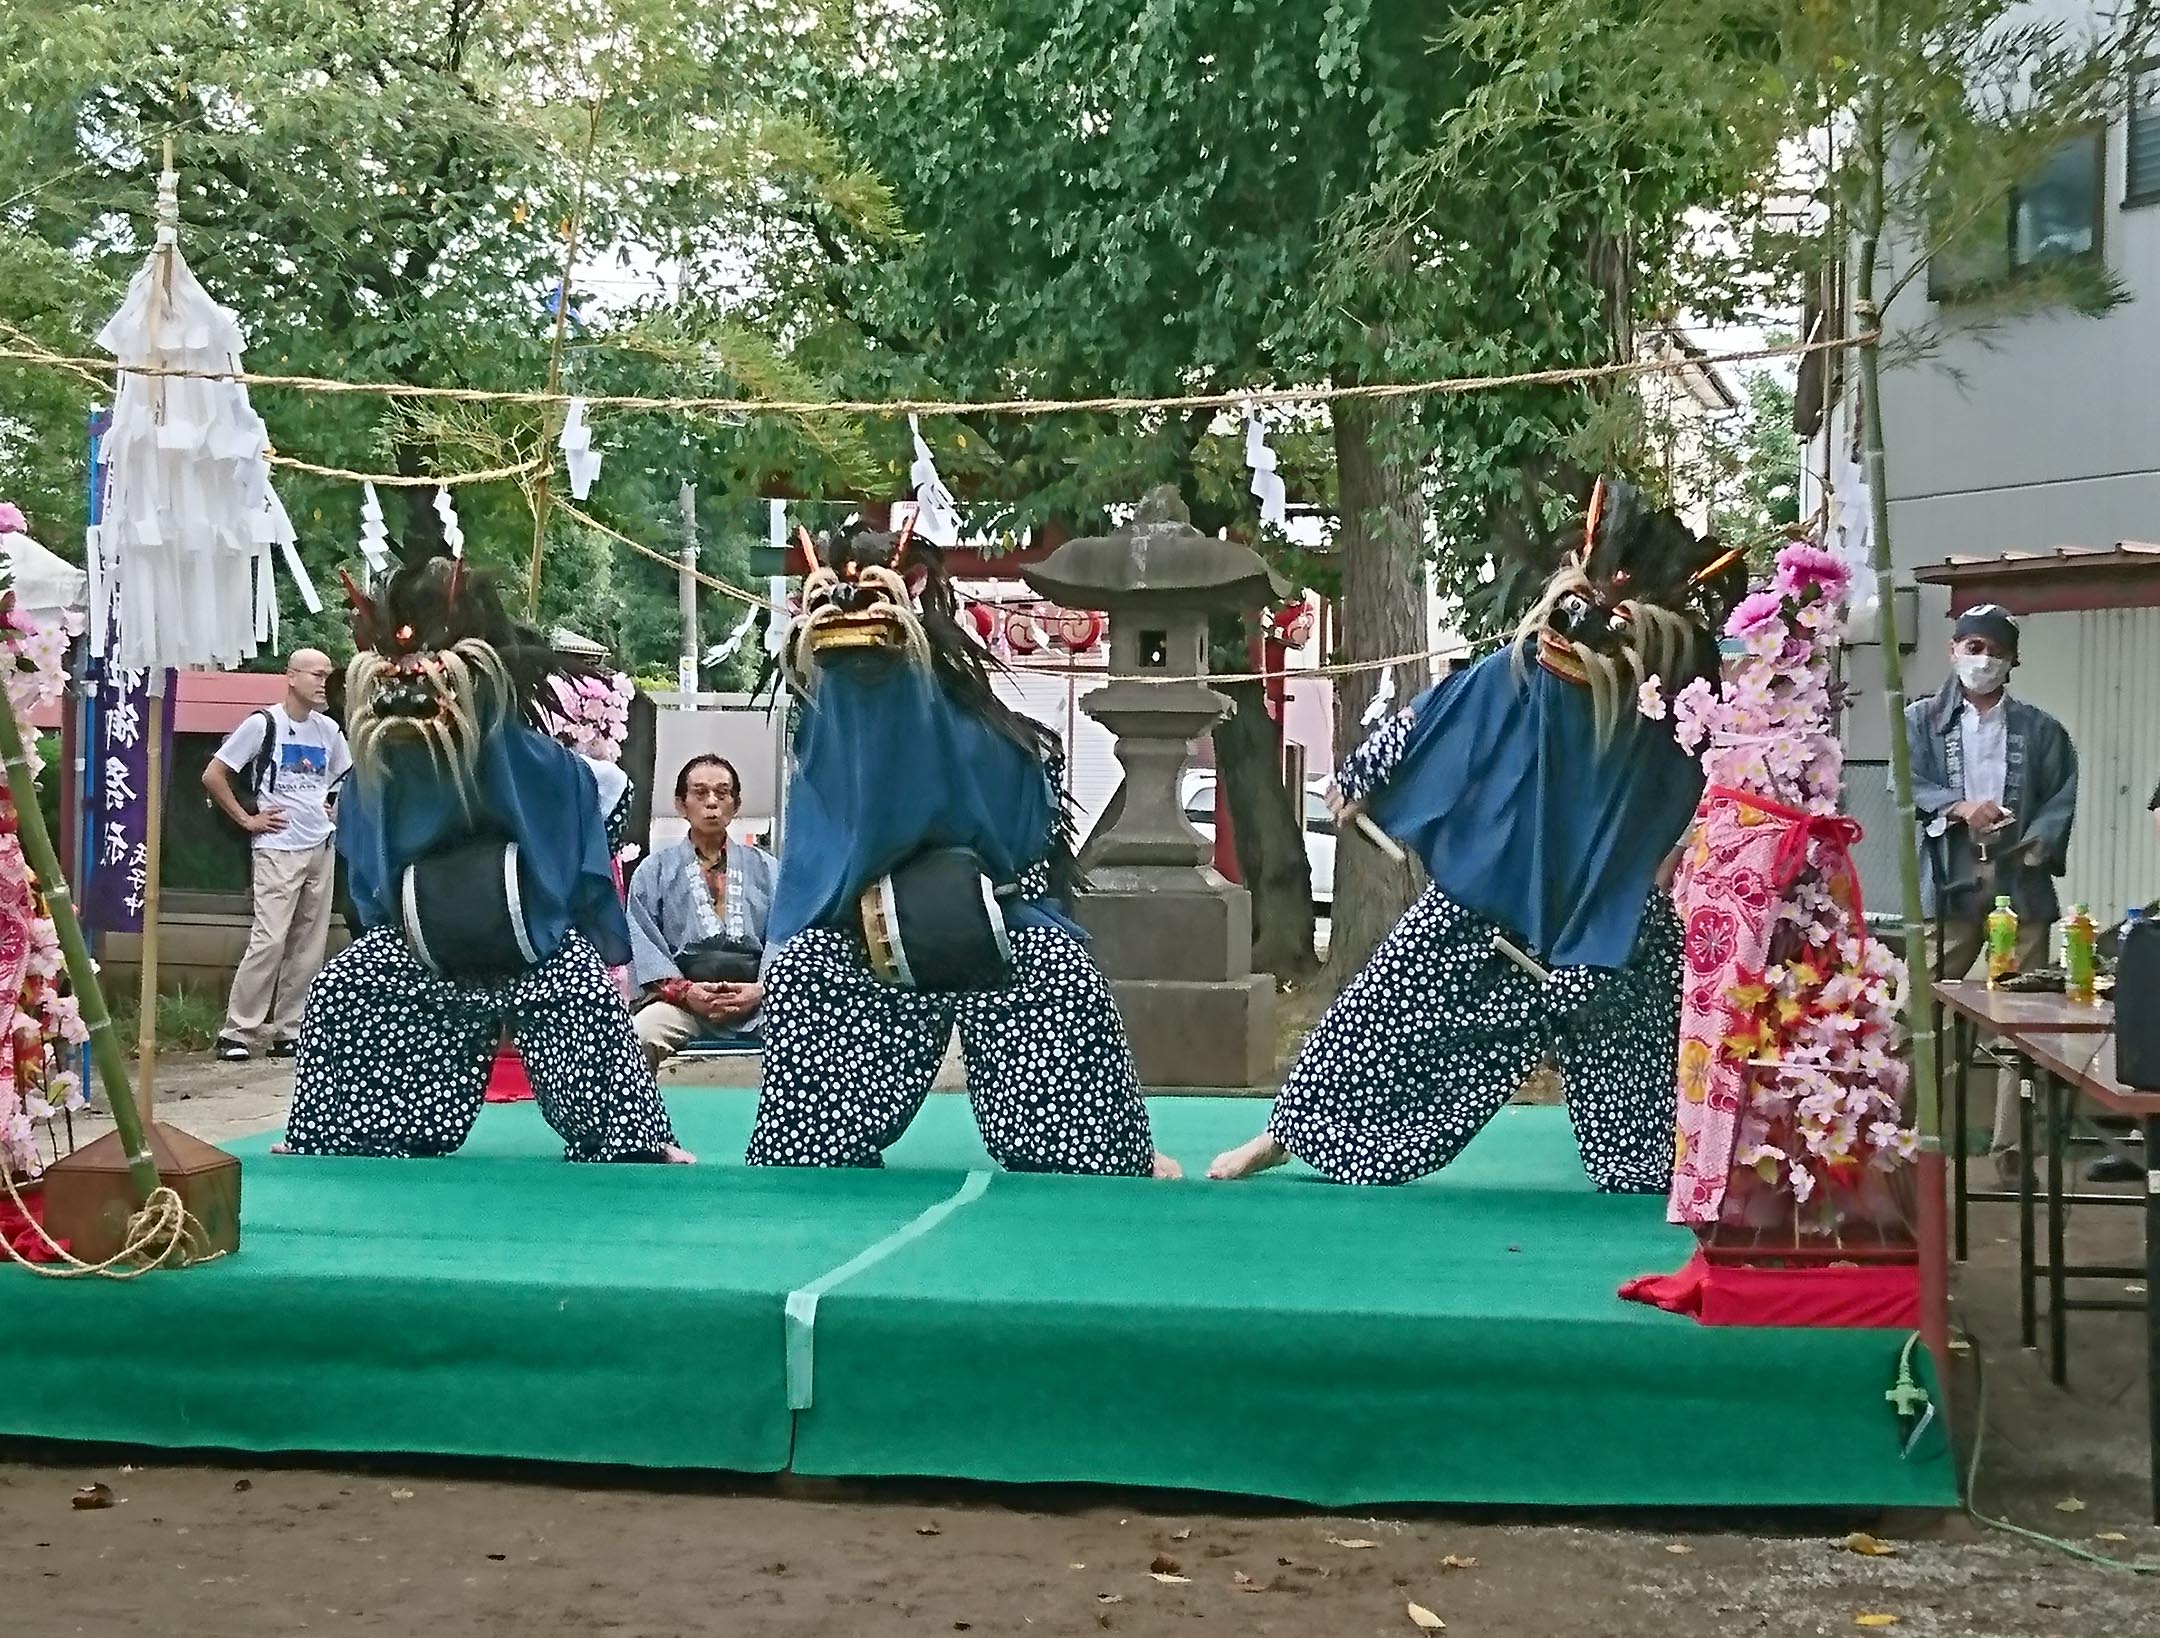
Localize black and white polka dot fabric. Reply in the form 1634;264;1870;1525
286;926;679;1161
1268;885;1681;1191
748;925;1155;1174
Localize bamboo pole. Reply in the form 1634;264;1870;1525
1855;62;1951;1379
133;683;165;1121
0;671;159;1202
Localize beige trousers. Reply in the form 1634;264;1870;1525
223;842;338;1044
1931;901;2050;1157
634;1000;704;1071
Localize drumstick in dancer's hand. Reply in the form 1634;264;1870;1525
1348;807;1553;983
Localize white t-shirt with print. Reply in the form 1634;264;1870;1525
212;705;352;852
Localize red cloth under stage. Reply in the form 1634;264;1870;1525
1620;1250;1919;1329
1;1186;65;1263
484;1042;534;1104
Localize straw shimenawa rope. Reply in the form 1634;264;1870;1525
0;331;1871;419
0;1163;225;1278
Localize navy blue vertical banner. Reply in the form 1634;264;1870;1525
79;665;175;935
78;408;177;935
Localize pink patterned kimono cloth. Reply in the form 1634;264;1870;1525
1667;786;1861;1226
0;831;40;1178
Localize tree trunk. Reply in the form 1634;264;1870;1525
1323;393;1426;993
1212;676;1317;982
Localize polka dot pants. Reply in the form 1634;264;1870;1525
287;927;679;1162
1270;886;1682;1191
748;926;1155;1174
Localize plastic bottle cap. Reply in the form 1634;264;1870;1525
1994;895;2012;908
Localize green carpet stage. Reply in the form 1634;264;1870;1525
3;1097;1954;1509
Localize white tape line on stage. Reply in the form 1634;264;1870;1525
784;1168;992;1411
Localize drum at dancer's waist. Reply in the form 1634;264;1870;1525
399;835;553;982
858;847;1015;991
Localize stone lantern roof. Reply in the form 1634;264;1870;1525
1021;486;1286;613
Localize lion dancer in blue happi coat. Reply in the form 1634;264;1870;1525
1211;480;1742;1189
279;552;690;1165
748;518;1177;1178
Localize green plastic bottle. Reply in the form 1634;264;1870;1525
1985;895;2019;989
2064;904;2097;1004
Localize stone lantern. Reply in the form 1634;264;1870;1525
1022;486;1282;1090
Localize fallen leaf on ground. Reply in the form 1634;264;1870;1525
2095;1532;2129;1543
1440;1555;1478;1571
1070;1563;1086;1570
1171;1527;1191;1540
390;1489;415;1501
1407;1601;1446;1630
916;1524;942;1537
954;1624;971;1631
232;1480;252;1493
2054;1498;2086;1514
1150;1572;1192;1586
1843;1532;1897;1557
1855;1616;1899;1628
1095;1593;1123;1605
1149;1554;1182;1575
485;1553;505;1562
1233;1571;1254;1586
70;1484;114;1511
1328;1536;1379;1549
1664;1543;1694;1555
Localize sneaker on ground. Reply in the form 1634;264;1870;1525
215;1037;251;1062
268;1038;298;1059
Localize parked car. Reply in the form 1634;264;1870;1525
1179;769;1336;913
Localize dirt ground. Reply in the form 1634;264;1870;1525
7;1053;2158;1637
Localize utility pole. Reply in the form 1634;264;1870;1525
677;481;700;700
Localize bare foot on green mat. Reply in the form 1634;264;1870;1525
662;1144;696;1165
1151;1150;1183;1180
270;1142;291;1155
1207;1134;1286;1180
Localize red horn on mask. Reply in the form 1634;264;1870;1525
339;569;380;644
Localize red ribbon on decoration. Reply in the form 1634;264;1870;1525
1704;784;1866;925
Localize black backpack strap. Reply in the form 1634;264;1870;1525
247;707;279;800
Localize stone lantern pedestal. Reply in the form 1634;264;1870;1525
1022;488;1280;1090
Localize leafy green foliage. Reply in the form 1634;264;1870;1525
0;0;874;672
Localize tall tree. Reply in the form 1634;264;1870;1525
811;0;1780;983
0;0;886;672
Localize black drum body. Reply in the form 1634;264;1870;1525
859;847;1012;992
2116;917;2160;1089
399;836;548;983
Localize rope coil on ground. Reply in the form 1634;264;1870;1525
0;1162;225;1278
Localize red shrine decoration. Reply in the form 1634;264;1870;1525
1269;600;1315;648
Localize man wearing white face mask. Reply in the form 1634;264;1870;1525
1903;603;2078;1181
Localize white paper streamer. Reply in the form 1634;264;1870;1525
255;484;321;614
92;163;276;671
907;414;962;547
434;485;464;557
1360;664;1397;727
1244;403;1288;530
558;397;603;501
358;481;392;573
702;600;761;667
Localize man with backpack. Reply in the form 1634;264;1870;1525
201;648;351;1062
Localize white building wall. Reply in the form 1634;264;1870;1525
1839;13;2160;910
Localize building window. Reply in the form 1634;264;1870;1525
1928;130;2106;300
2129;59;2160;206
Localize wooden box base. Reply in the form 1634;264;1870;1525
40;1122;241;1265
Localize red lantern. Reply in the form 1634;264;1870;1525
967;602;996;643
1004;608;1042;653
1271;601;1315;648
1056;608;1104;651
